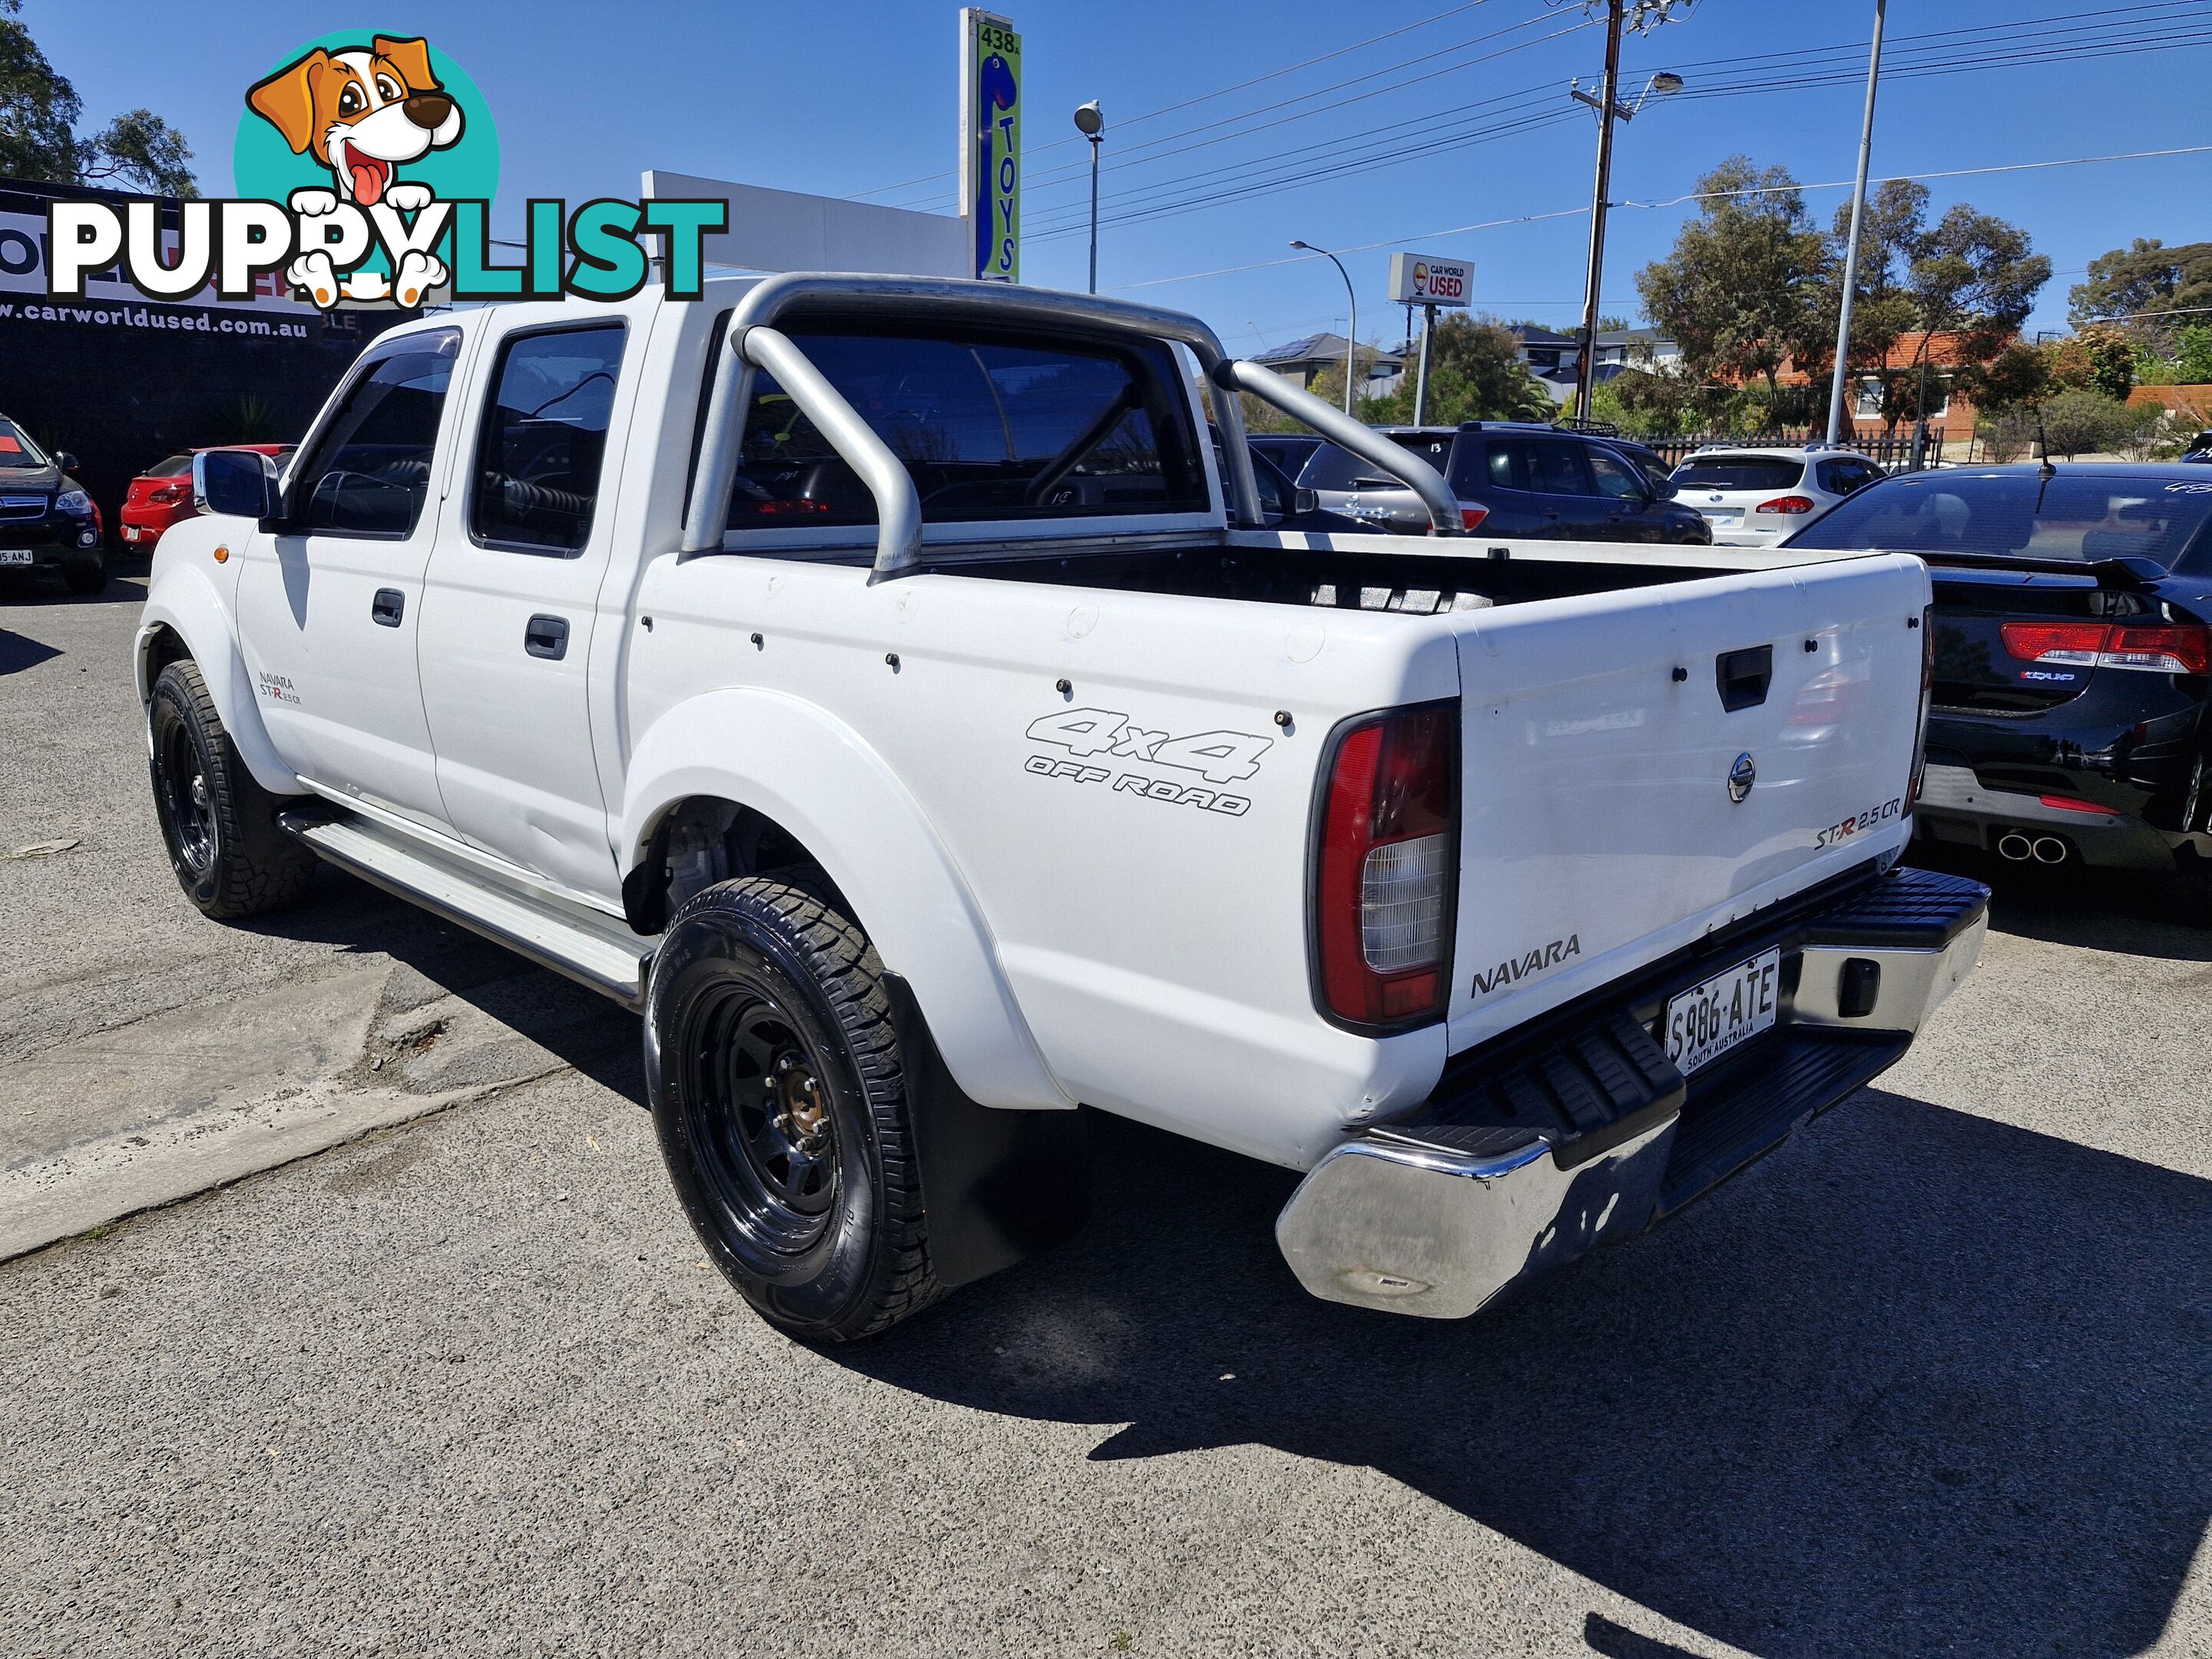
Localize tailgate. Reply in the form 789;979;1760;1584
1445;555;1931;1050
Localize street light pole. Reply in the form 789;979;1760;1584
1824;0;1886;448
1074;101;1105;296
1572;0;1624;424
1291;239;1358;417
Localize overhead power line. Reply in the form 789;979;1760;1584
847;0;1508;203
1106;144;2212;293
1025;17;2211;244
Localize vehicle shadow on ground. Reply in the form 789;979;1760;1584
0;571;148;611
233;866;641;1087
837;1098;2212;1658
0;628;63;676
1914;842;2212;962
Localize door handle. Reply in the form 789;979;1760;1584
524;614;570;661
371;588;404;628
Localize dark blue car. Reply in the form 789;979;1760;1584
1786;464;2212;914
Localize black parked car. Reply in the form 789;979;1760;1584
1286;422;1712;543
0;413;103;594
1784;464;2212;912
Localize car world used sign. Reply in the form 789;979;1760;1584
1387;252;1470;307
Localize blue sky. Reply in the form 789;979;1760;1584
25;0;2211;353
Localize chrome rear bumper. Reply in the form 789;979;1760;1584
1276;866;1988;1320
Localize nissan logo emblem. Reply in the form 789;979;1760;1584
1727;751;1757;803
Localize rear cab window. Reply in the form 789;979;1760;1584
723;324;1210;532
1674;455;1805;492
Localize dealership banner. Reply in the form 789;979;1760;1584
959;9;1021;283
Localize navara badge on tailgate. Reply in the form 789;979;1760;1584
1728;751;1757;803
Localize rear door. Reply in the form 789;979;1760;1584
415;315;633;898
1444;555;1932;1048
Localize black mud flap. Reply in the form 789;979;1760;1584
882;972;1092;1289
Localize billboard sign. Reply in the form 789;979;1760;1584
959;10;1021;283
1388;253;1471;307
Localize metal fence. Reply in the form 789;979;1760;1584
1621;426;1946;472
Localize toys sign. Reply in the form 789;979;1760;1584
1388;252;1471;307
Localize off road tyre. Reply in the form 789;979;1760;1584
644;877;942;1344
147;659;316;919
63;554;104;594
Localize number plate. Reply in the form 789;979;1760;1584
1661;948;1782;1076
0;548;34;565
1703;512;1741;529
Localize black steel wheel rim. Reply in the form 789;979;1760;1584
685;980;842;1258
160;719;216;875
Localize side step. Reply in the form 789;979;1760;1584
280;811;655;1008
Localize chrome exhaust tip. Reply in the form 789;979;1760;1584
1998;832;2034;861
2032;836;2069;864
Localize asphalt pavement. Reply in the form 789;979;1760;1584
2;566;2207;1658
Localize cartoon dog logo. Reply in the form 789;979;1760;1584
247;36;461;307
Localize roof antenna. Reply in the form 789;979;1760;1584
2033;403;2055;512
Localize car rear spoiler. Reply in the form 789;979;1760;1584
683;273;1462;579
1922;551;2170;590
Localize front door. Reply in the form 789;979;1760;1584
232;326;465;827
416;316;630;899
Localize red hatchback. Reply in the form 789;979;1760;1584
120;444;292;551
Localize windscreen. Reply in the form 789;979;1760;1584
1786;472;2212;570
1673;455;1804;490
147;454;193;478
0;418;50;469
725;326;1208;530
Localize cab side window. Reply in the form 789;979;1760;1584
292;327;461;538
1525;439;1591;496
472;324;625;555
1585;447;1645;500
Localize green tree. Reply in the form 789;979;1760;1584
0;0;197;194
1819;180;2048;431
1359;314;1552;425
2070;237;2212;349
1637;157;1830;400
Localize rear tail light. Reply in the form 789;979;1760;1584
1907;606;1934;816
1755;495;1817;515
2038;793;2120;815
148;485;185;505
1314;702;1457;1028
754;497;831;516
1459;504;1489;532
2001;621;2210;674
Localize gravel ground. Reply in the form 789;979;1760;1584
2;569;2207;1658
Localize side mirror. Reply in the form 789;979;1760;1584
1647;478;1678;501
1294;486;1320;516
55;452;80;475
194;449;279;522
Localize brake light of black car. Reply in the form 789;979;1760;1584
1314;702;1458;1028
753;497;833;516
1907;604;1935;816
1755;495;1817;515
1460;505;1489;531
2000;621;2210;675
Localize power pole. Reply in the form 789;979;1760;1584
1414;304;1435;425
1571;0;1624;424
1825;0;1887;449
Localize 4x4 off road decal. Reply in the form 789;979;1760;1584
1023;707;1270;816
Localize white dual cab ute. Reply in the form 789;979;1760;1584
138;274;1987;1342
